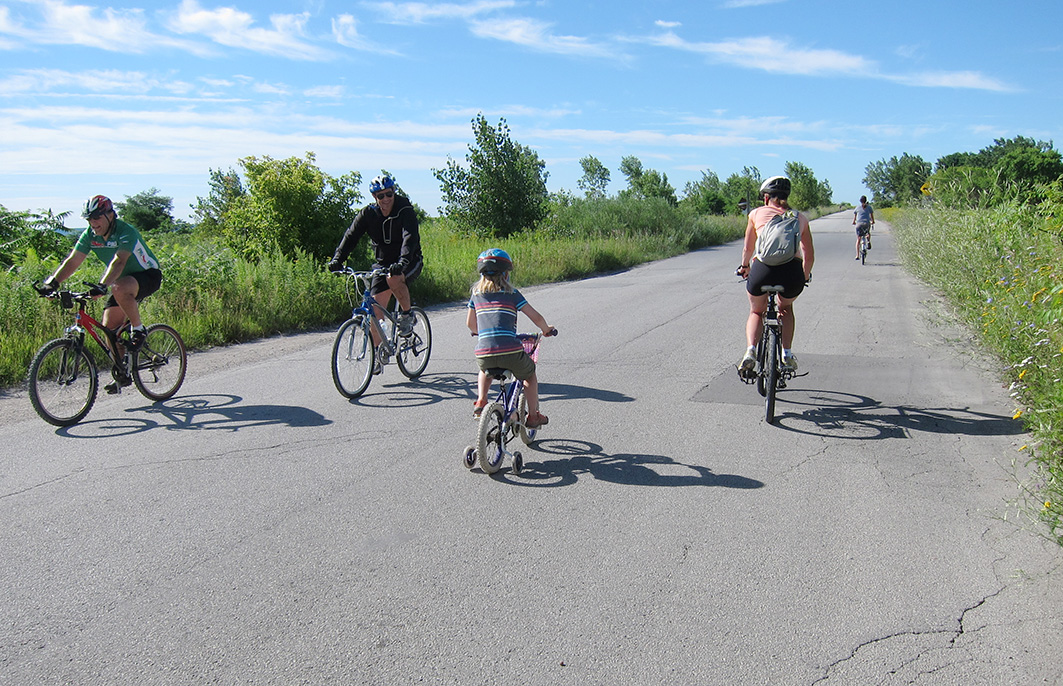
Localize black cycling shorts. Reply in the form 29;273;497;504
746;259;805;300
104;268;162;309
370;257;423;296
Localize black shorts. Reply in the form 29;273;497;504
370;257;423;297
746;259;805;299
855;223;871;236
104;268;162;309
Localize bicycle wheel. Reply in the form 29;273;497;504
28;338;99;427
477;403;506;474
332;316;375;398
861;237;867;265
396;306;432;379
132;324;187;401
765;328;780;423
755;336;768;397
517;390;537;445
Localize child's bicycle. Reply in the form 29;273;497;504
463;331;556;475
330;267;432;398
736;275;809;424
29;281;188;427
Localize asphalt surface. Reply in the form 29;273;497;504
2;211;1061;685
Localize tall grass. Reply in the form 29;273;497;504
890;202;1063;544
0;196;746;389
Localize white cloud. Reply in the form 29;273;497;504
720;0;787;8
167;0;332;61
647;32;871;76
378;1;518;24
304;85;345;98
891;70;1017;92
655;20;682;29
469;17;618;58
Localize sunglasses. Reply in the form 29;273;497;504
374;191;395;200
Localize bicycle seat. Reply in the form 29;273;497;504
485;367;511;380
759;285;786;294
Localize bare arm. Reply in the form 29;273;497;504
520;303;553;335
48;249;88;285
99;250;131;287
466;307;477;334
799;216;814;281
738;213;757;276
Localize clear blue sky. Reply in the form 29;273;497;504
3;0;1061;223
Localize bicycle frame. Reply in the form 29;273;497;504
57;291;129;370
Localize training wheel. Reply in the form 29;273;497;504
462;446;476;470
513;452;524;475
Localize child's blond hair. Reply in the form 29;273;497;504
472;271;514;295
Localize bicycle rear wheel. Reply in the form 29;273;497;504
477;403;506;474
332;316;374;398
28;338;98;427
755;336;768;397
765;328;780;423
396;306;432;379
132;324;187;401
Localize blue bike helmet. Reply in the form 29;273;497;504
477;248;512;275
369;175;395;195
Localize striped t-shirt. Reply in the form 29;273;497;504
468;290;527;358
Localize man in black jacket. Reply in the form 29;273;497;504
329;175;423;358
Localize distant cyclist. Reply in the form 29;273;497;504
43;194;163;393
853;195;875;260
736;176;814;372
328;175;423;367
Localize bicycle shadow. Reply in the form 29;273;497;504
352;370;635;409
770;388;1023;440
485;438;765;490
55;394;331;438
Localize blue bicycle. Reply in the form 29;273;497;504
330;267;432;398
463;331;555;475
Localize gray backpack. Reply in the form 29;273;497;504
755;210;801;266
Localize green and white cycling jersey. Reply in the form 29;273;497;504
74;218;160;275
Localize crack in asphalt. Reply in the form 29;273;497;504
811;587;1005;685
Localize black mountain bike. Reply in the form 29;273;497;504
737;279;808;423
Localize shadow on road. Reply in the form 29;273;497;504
349;371;635;408
771;388;1024;440
54;394;331;438
483;438;764;489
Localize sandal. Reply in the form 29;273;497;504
473;400;487;419
525;411;549;429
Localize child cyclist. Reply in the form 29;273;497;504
466;248;556;429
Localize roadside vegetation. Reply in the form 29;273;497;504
865;136;1063;545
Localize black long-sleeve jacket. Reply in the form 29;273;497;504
331;195;422;268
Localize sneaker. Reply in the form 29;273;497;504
129;327;147;350
855;255;861;260
739;349;756;371
398;312;415;337
867;239;871;249
525;411;549;429
105;369;133;395
781;352;799;371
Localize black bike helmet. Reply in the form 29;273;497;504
759;176;791;197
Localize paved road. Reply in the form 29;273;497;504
2;212;1061;685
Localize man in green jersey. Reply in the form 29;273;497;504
44;195;163;392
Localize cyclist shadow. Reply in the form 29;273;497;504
55;394;331;438
490;438;764;490
771;388;1024;440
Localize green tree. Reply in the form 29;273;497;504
0;206;72;268
192;167;247;233
681;170;727;215
195;153;361;261
116;187;191;233
619;156;677;206
577;155;610;200
863;153;931;207
433;114;549;237
784;161;833;209
722;166;762;214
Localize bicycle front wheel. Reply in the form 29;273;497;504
332;316;374;398
28;338;98;427
396;306;432;379
132;324;187;401
765;328;780;423
477;403;506;474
